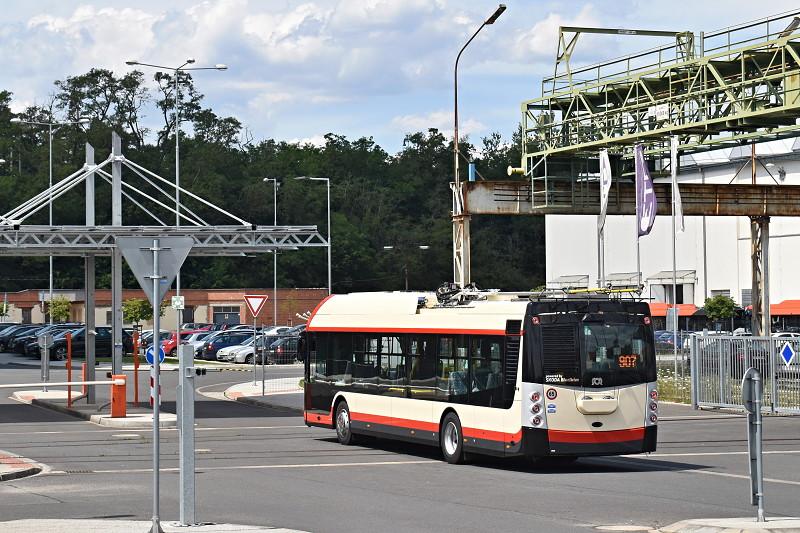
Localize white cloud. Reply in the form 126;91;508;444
287;134;327;147
391;109;485;139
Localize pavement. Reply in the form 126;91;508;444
0;519;308;532
1;361;799;532
661;517;800;532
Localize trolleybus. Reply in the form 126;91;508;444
303;287;657;463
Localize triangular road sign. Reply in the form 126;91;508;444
117;237;194;306
244;294;268;317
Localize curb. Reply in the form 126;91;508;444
232;395;302;414
29;399;176;428
0;451;42;482
659;517;800;532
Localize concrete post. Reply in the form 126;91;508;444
111;132;124;375
178;343;196;525
85;143;96;404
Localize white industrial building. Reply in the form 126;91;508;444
545;139;800;325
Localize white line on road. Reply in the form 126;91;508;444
624;449;800;458
46;459;436;475
689;468;800;487
0;425;309;436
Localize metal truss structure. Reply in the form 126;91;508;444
1;132;325;399
523;10;800;168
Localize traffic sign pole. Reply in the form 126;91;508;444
244;295;268;388
743;367;765;522
150;238;164;533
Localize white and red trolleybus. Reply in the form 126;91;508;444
302;288;658;464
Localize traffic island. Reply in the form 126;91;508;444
223;380;303;413
660;517;800;532
0;450;42;481
11;388;176;429
0;519;308;532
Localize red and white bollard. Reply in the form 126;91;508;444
149;371;161;408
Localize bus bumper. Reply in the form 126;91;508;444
522;426;657;457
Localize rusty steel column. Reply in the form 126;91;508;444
451;182;471;288
750;216;770;336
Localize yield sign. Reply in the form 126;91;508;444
244;294;268;317
118;237;193;305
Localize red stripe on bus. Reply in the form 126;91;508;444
304;410;333;426
350;412;440;433
547;427;645;444
305;326;508;335
462;427;522;443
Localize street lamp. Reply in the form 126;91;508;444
453;4;505;185
295;176;331;295
382;245;430;291
10;116;90;324
125;59;227;340
263;178;279;324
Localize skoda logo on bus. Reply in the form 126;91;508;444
591;377;603;386
546;388;557;400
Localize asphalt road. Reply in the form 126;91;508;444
0;360;798;533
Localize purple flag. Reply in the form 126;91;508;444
635;144;657;237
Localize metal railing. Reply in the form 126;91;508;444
690;334;800;413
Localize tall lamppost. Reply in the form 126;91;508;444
453;4;505;185
383;245;430;291
10;116;90;324
125;59;227;334
263;178;279;324
295;176;331;295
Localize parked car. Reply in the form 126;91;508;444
265;336;300;364
216;338;254;362
180;322;212;331
46;326;132;360
19;323;82;355
141;329;170;350
0;325;43;352
198;330;254;360
209;323;240;332
231;334;280;364
181;331;214;355
160;329;209;357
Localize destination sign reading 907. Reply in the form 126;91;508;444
618;354;639;368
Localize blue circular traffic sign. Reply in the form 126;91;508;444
146;346;166;365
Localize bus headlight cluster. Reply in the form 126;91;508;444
526;385;547;428
530;416;542;426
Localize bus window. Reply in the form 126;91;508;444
408;335;436;399
378;335;406;397
329;333;353;384
470;336;503;407
437;336;468;403
352;335;380;390
582;324;654;387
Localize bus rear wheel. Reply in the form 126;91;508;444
440;412;466;464
335;401;356;445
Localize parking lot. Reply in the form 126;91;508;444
0;359;797;533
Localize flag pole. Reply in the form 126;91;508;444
671;136;679;382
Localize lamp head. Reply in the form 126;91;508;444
125;60;139;66
77;117;90;125
215;64;228;70
10;118;21;124
485;4;506;24
186;57;196;64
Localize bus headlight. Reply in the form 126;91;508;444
530;391;541;402
531;416;542;426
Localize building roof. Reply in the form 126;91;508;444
647;270;696;283
648;303;698;317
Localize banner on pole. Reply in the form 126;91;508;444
634;144;657;237
599;149;612;231
671;136;685;233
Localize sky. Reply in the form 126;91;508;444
2;0;799;153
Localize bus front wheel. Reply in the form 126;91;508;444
335;401;356;445
440;412;466;464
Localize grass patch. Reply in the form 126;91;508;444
657;366;691;403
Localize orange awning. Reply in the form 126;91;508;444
648;303;698;317
770;300;800;316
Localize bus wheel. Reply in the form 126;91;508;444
335;401;356;445
440;412;466;464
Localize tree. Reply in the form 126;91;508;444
49;296;71;323
122;298;166;324
704;295;736;321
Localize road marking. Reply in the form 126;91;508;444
112;434;140;439
688;468;800;487
47;459;436;475
624;449;800;458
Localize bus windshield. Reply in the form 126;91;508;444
581;323;654;387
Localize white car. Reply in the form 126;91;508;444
217;339;254;361
182;331;213;354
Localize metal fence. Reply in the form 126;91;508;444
690;334;800;413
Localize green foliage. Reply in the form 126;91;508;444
0;71;547;293
123;298;151;324
704;295;737;321
49;296;71;323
